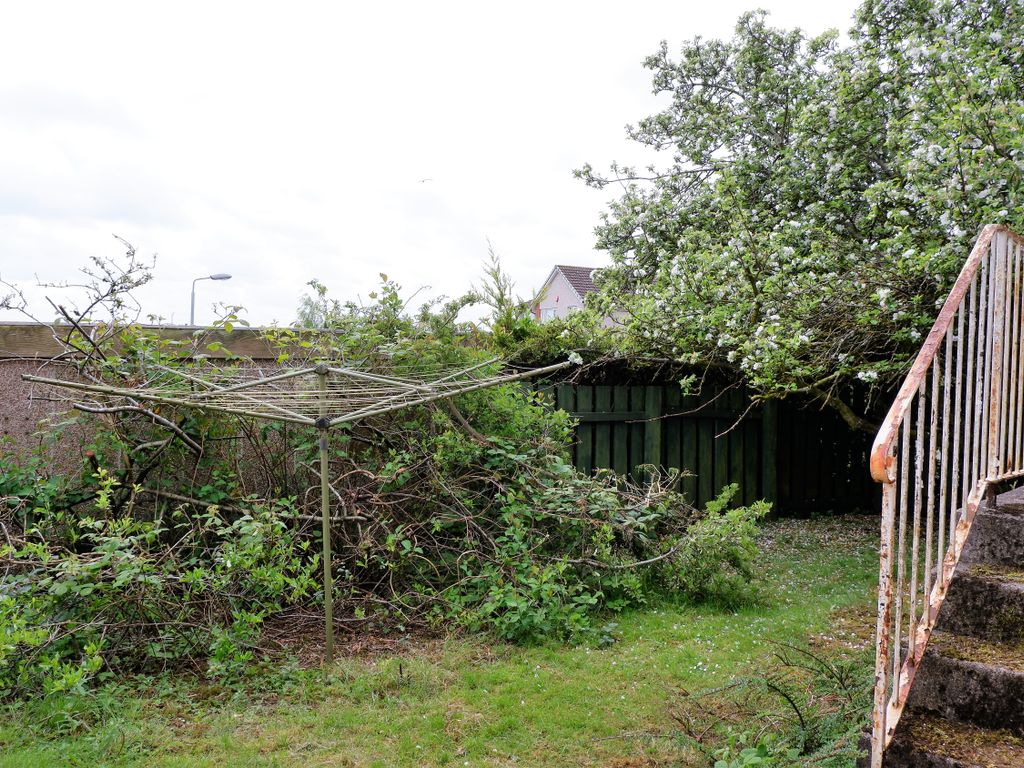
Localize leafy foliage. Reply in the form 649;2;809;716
1;517;880;765
662;484;769;609
577;0;1024;427
678;641;874;767
1;470;318;698
0;252;771;699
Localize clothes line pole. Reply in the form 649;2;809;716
316;364;334;665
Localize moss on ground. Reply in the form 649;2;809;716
929;630;1024;673
899;711;1024;767
969;563;1024;584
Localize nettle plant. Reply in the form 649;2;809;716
577;0;1024;430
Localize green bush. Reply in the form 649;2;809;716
665;484;769;608
0;264;773;698
0;469;318;698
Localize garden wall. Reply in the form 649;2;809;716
0;323;286;476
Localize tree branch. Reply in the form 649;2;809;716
72;403;203;455
808;386;877;434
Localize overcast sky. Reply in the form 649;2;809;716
0;0;860;327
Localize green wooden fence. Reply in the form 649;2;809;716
536;379;876;514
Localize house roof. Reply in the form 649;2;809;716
552;265;598;300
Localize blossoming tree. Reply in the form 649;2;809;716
577;0;1024;430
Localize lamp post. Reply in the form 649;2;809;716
190;273;232;326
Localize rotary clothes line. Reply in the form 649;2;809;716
24;357;571;663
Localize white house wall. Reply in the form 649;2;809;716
535;270;583;321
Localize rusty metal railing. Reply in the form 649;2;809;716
869;225;1024;765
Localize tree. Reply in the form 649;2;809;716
577;0;1024;430
471;243;539;353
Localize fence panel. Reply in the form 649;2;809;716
538;378;876;514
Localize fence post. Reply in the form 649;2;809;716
761;399;779;510
644;385;663;475
556;384;576;468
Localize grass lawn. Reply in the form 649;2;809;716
0;515;880;768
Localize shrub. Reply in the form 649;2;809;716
0;257;773;697
0;469;318;698
665;484;770;608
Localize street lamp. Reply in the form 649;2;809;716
190;273;232;326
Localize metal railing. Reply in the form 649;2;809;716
869;225;1024;766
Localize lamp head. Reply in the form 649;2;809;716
210;273;232;280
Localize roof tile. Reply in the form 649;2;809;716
555;265;599;298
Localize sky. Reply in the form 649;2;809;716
0;0;861;327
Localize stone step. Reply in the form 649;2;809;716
881;711;1024;768
906;630;1024;734
959;508;1024;568
937;564;1024;643
875;487;1024;766
992;486;1024;517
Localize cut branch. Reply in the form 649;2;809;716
73;403;203;454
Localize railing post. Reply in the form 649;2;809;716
989;231;1007;482
872;468;896;767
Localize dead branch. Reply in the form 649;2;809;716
73;403;202;454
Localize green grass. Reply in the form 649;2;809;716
0;516;880;768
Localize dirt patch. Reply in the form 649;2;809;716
260;608;447;667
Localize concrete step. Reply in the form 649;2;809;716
938;564;1024;643
875;487;1024;766
992;486;1024;517
881;711;1024;768
960;507;1024;567
906;630;1024;734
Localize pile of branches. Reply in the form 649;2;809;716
0;488;318;695
0;367;766;697
0;247;768;697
